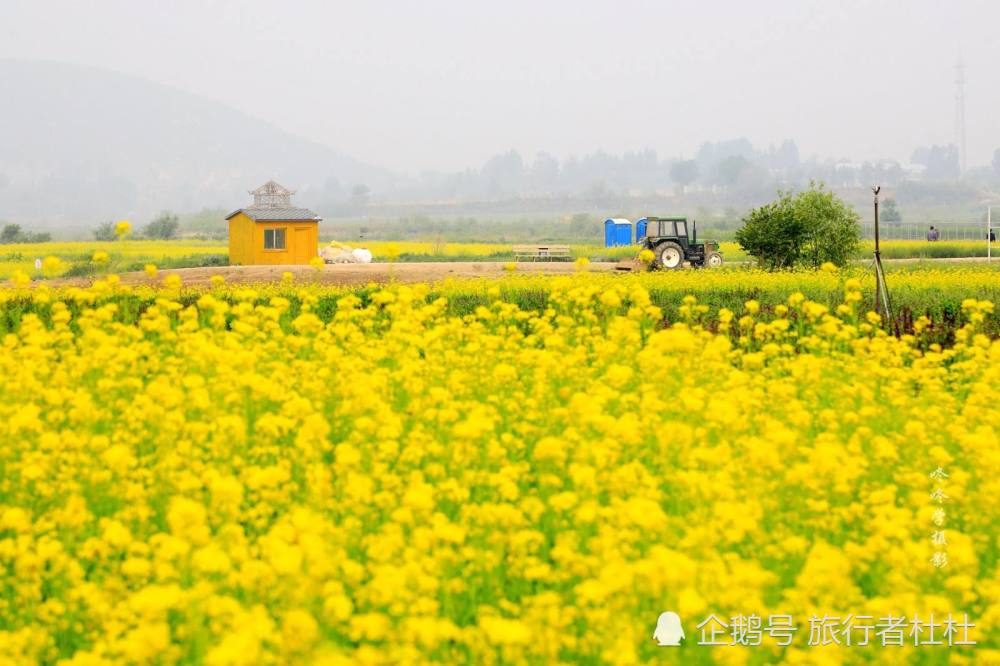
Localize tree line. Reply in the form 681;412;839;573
92;212;179;241
1;224;51;244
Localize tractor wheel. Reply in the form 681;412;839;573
706;252;723;268
656;242;684;270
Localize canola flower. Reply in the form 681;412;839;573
383;243;402;262
114;220;132;240
3;237;996;280
162;273;182;292
9;270;31;288
0;274;998;664
40;256;66;278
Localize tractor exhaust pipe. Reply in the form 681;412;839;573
692;220;697;243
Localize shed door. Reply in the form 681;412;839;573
293;227;313;263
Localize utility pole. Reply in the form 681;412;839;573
955;57;967;176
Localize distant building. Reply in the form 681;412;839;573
226;181;321;265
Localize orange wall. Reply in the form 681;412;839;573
227;214;254;265
228;213;319;265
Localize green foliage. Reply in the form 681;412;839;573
669;160;699;190
179;208;228;239
713;155;751;187
62;262;99;278
92;221;117;241
568;213;600;237
1;223;51;244
910;144;960;180
881;198;902;223
121;254;228;272
733;196;804;269
735;182;860;269
0;224;20;243
897;179;979;206
142;211;180;240
794;183;861;267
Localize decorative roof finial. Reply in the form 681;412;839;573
249;180;294;208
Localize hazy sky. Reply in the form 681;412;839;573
2;0;997;173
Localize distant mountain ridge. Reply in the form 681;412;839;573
0;59;393;229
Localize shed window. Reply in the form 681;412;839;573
264;228;286;250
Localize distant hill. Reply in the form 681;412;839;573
0;60;393;232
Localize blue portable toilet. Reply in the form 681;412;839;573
604;218;632;247
635;217;648;243
616;223;632;246
603;219;614;247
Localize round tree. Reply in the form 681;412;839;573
735;181;860;269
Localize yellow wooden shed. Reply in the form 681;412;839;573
226;181;321;265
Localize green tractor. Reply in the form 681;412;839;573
639;216;723;270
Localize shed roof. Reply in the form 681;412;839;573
226;207;321;222
250;180;295;198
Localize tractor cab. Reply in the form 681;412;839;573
638;216;723;270
640;217;691;244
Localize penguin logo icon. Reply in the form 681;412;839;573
653;611;685;646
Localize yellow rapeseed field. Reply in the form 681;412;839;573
0;241;228;280
0;271;998;664
2;238;996;279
